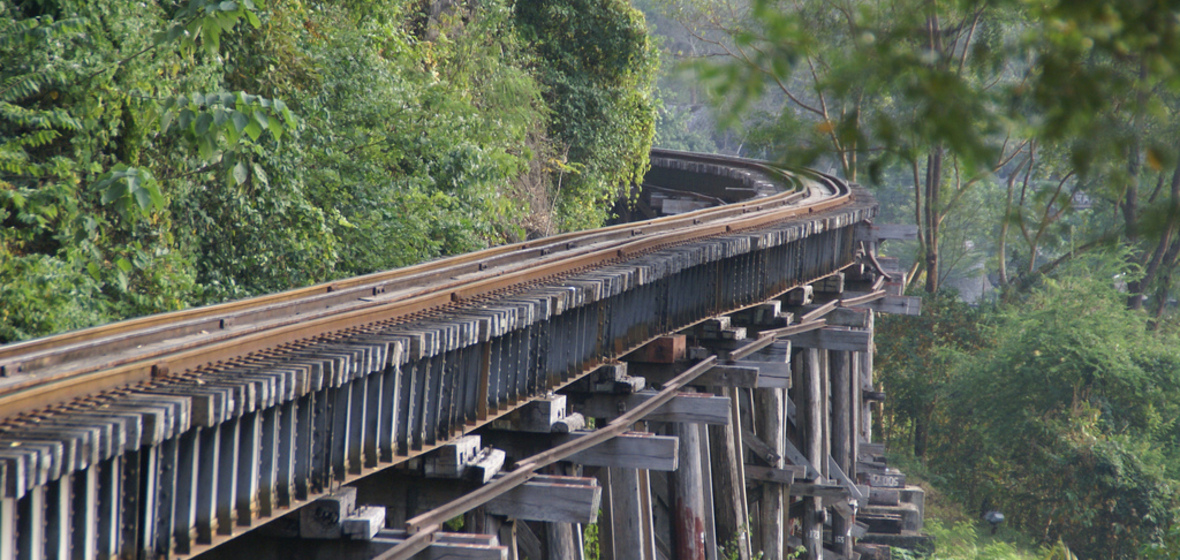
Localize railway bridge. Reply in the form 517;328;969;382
0;150;923;560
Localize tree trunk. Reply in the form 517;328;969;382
913;414;927;458
998;163;1021;288
924;147;944;293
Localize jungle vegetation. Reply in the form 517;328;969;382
10;0;1180;557
0;0;657;342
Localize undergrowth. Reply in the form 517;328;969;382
891;455;1077;560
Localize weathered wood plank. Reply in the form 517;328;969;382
424;435;481;479
300;487;357;539
556;432;679;471
839;289;886;307
607;468;647;560
856;223;919;242
781;439;820;481
572;393;730;425
739;428;780;466
787;328;871;352
789;483;849;501
301;530;510;560
846;294;921;316
638;360;790;389
728;360;793;389
467;448;507;484
695;366;760;388
859;470;906;488
815;273;845;294
492;395;569;433
484;477;601;524
515;521;542;560
743;465;804;485
799;299;838;323
788;306;871;329
784;286;813;306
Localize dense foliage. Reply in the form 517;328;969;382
0;0;658;342
878;257;1180;559
515;0;658;229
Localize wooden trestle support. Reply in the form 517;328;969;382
0;153;928;560
195;227;927;560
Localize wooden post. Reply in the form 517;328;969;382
608;467;647;560
698;424;719;560
544;464;587;560
755;387;785;560
803;502;822;560
860;345;874;445
820;351;830;479
830;351;851;475
801;349;823;560
673;423;708;560
850;352;861;478
499;519;521;560
463;506;502;540
708;387;751;560
830;350;853;558
638;468;658;560
737;388;758;548
597;468;616;560
546;521;581;560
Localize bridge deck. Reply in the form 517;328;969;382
0;151;927;560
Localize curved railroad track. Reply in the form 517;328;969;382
0;149;877;560
0;149;853;420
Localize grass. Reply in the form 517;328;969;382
884;452;1064;560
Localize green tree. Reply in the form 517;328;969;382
1;0;271;339
3;0;656;342
927;256;1180;559
876;290;986;457
654;0;1180;305
516;0;659;230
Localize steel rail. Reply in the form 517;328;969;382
0;152;853;421
0;156;791;377
0;150;800;373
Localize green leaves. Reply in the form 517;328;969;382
161;90;295;183
163;91;293;147
167;0;264;57
891;254;1180;558
515;0;659;230
2;0;646;347
94;165;164;217
231;160;248;185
